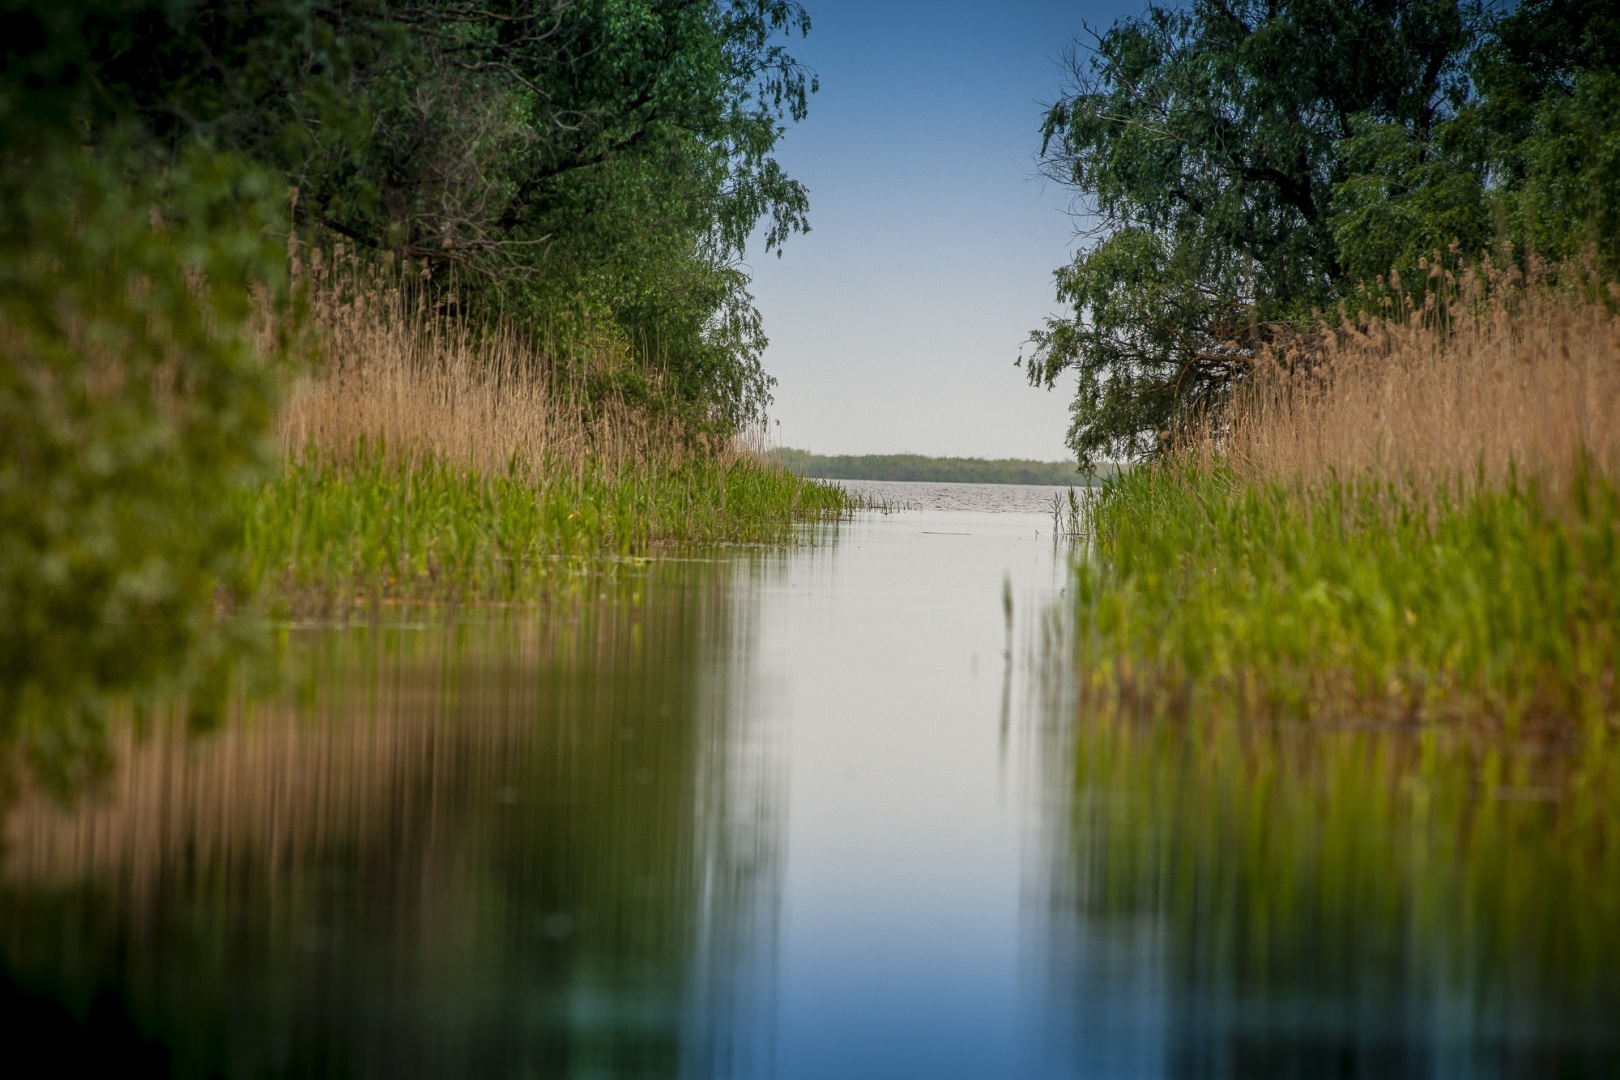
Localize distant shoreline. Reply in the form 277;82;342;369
772;449;1113;487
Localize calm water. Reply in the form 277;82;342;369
2;481;1616;1077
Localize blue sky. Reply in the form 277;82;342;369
745;0;1140;460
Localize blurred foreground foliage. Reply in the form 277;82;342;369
0;14;286;783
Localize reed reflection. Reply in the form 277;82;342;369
1037;706;1620;1076
0;559;780;1078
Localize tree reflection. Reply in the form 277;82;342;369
0;559;780;1077
1037;705;1620;1076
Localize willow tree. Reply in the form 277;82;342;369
1026;0;1478;466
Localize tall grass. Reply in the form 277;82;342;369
1221;261;1620;489
1079;462;1618;726
1077;266;1620;728
241;446;852;606
276;249;678;477
241;252;859;607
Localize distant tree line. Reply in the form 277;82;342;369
1026;0;1620;467
772;450;1103;487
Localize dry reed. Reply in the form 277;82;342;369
1220;264;1620;491
276;249;704;477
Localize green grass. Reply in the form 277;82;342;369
1074;459;1620;728
237;445;862;607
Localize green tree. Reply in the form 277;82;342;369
1482;0;1620;269
70;0;817;427
1330;0;1620;285
1030;0;1620;467
1027;0;1479;466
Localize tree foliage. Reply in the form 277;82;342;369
32;0;816;425
1030;0;1619;467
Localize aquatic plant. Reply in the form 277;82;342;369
1078;462;1618;727
240;446;856;609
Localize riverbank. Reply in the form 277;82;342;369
1080;464;1618;726
240;449;854;608
238;271;860;610
1074;270;1620;729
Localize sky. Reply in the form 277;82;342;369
744;0;1140;461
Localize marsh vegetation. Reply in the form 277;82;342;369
247;258;859;609
2;0;1619;1072
1030;0;1619;739
1074;266;1619;728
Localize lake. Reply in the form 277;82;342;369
2;481;1616;1077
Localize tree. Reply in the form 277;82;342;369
1480;0;1620;270
1329;0;1620;285
70;0;817;428
1028;0;1479;466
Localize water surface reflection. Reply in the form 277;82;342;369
2;485;1617;1077
1;558;781;1077
1034;699;1620;1077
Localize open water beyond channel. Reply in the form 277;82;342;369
2;481;1617;1078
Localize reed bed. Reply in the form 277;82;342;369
1076;267;1620;729
241;255;858;607
240;447;852;606
1222;263;1620;489
275;252;677;477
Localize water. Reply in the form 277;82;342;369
2;481;1616;1077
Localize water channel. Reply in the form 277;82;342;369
2;482;1617;1077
